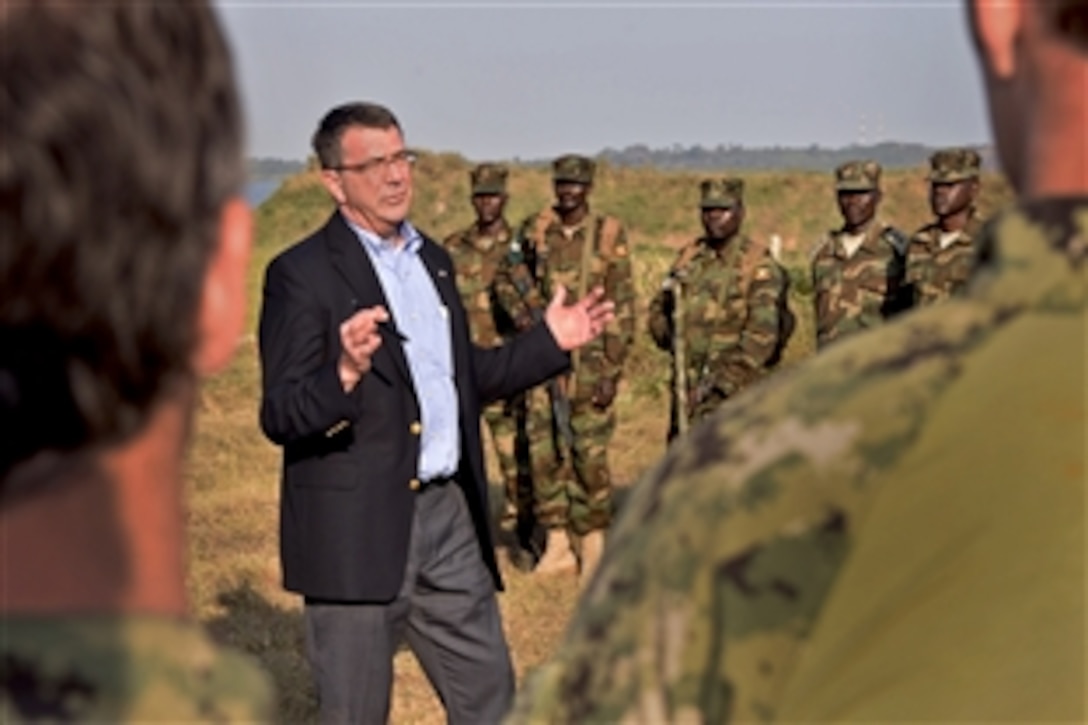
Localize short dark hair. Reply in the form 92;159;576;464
312;102;402;169
1045;0;1088;52
0;1;244;479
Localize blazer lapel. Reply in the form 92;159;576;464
323;212;411;384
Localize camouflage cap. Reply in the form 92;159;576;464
835;160;882;191
469;162;507;195
928;147;982;183
552;154;595;184
699;177;744;209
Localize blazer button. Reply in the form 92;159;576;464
409;421;422;436
409;478;421;491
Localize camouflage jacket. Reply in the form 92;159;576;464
648;235;788;419
493;207;636;399
1;615;273;722
441;220;518;347
905;211;985;306
811;221;909;349
509;198;1087;723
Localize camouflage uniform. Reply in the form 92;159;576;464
648;178;790;436
2;616;273;721
905;148;985;306
508;198;1087;723
493;155;636;537
441;164;523;521
812;161;910;349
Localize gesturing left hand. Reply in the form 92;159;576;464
544;285;615;351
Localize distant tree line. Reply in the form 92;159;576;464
248;157;306;179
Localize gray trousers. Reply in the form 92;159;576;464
304;481;514;725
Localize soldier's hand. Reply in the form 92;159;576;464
686;381;722;419
591;378;617;410
338;305;388;392
686;393;697;420
686;383;704;420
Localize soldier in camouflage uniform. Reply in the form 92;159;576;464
1;2;272;720
508;1;1086;722
811;160;910;348
648;178;790;440
905;148;985;306
493;154;636;583
441;163;525;531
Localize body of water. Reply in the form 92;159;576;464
245;177;283;208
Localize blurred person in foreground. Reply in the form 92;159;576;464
0;1;272;720
509;0;1086;721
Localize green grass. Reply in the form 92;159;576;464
186;155;1013;723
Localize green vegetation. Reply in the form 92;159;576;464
189;154;1012;723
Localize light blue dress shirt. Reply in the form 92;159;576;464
350;220;459;480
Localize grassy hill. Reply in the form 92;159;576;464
186;154;1013;722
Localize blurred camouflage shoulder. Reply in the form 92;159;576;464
508;198;1087;723
1;615;273;722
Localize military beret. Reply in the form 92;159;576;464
928;147;982;183
699;177;744;209
835;159;882;191
469;162;507;195
552;154;595;184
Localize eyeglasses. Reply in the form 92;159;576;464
333;149;418;177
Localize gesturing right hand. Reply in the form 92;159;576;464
338;306;389;392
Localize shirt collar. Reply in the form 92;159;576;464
346;217;423;256
834;221;879;258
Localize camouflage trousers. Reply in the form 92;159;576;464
525;385;615;536
482;399;520;516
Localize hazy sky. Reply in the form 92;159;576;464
216;1;992;162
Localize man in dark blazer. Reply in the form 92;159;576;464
258;101;614;724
